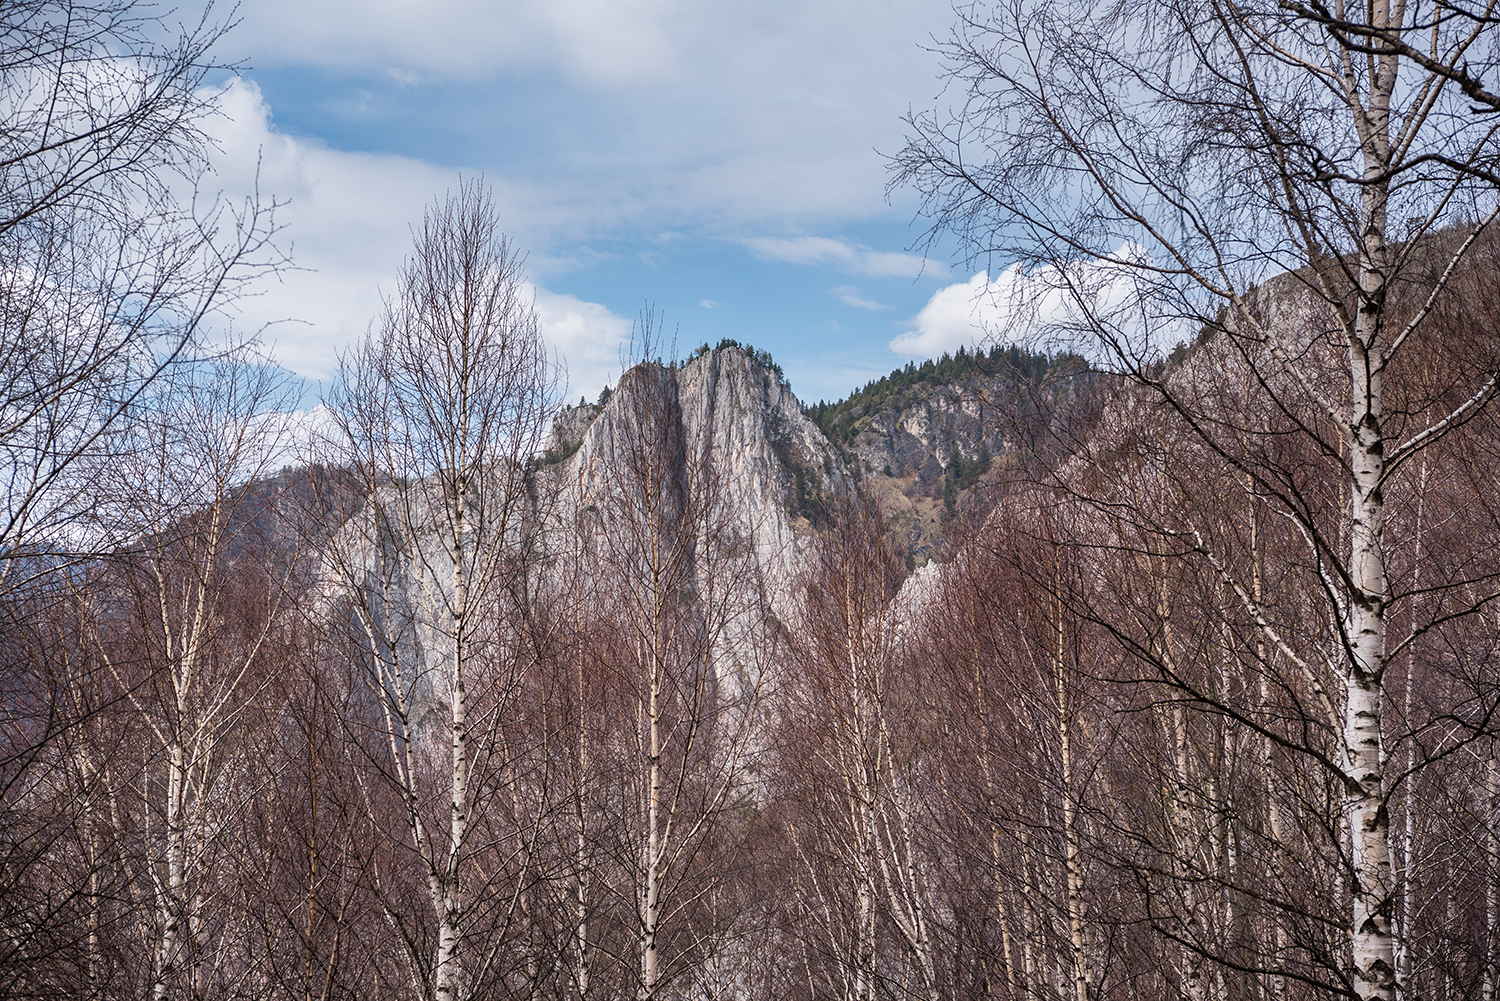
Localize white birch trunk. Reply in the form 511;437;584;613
880;771;941;1001
1055;599;1090;1001
1345;7;1397;995
574;636;593;1001
640;662;662;1001
1345;198;1396;1001
849;626;879;1001
433;473;470;1001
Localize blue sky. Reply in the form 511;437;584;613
203;0;1005;405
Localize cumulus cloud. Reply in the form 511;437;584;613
890;252;1155;359
224;0;958;229
201;78;454;377
889;272;1008;358
531;286;632;400
199;78;631;397
225;0;687;88
743;236;937;278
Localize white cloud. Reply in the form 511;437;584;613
223;0;686;87
199;78;630;399
743;236;937;278
890;272;1007;358
201;78;452;377
531;286;631;400
890;252;1155;359
700;299;720;308
232;0;946;98
225;0;959;231
832;285;890;311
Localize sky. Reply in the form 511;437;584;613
200;0;1008;406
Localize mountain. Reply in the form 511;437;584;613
806;344;1092;561
296;341;1087;703
540;343;1091;569
536;343;849;637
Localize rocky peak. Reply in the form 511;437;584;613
538;344;849;627
805;346;1089;561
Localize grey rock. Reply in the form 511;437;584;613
845;375;1021;483
540;346;848;641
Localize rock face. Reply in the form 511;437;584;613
846;375;1018;484
537;346;849;680
542;402;602;462
546;347;843;536
324;345;1076;696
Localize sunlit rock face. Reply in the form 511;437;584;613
537;345;848;690
846;376;1020;483
327;345;1046;703
547;347;844;558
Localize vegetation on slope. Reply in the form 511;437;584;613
803;343;1082;445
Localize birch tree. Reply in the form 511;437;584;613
783;494;953;1001
896;4;1500;999
0;0;283;588
322;180;555;1001
579;343;769;1001
0;0;284;976
75;349;299;1000
786;495;902;1001
919;494;1130;1001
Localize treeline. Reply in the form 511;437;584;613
805;344;1078;445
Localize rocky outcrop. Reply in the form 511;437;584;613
323;344;1083;695
846;376;1017;484
546;345;843;558
536;346;849;686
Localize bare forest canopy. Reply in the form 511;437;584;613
6;2;1500;1001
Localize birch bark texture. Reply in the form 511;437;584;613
895;3;1500;1000
324;181;554;1001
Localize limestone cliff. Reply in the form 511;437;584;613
319;343;1080;696
844;374;1020;482
807;350;1091;562
538;345;847;636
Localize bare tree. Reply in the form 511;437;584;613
782;493;930;1001
321;180;556;1001
895;4;1500;1000
570;334;772;1001
0;0;283;588
77;349;299;1000
0;0;235;235
0;8;284;985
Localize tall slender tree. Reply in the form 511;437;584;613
576;337;771;1001
321;180;556;1001
896;4;1500;999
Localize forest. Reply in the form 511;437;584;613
803;343;1066;447
5;0;1500;1001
